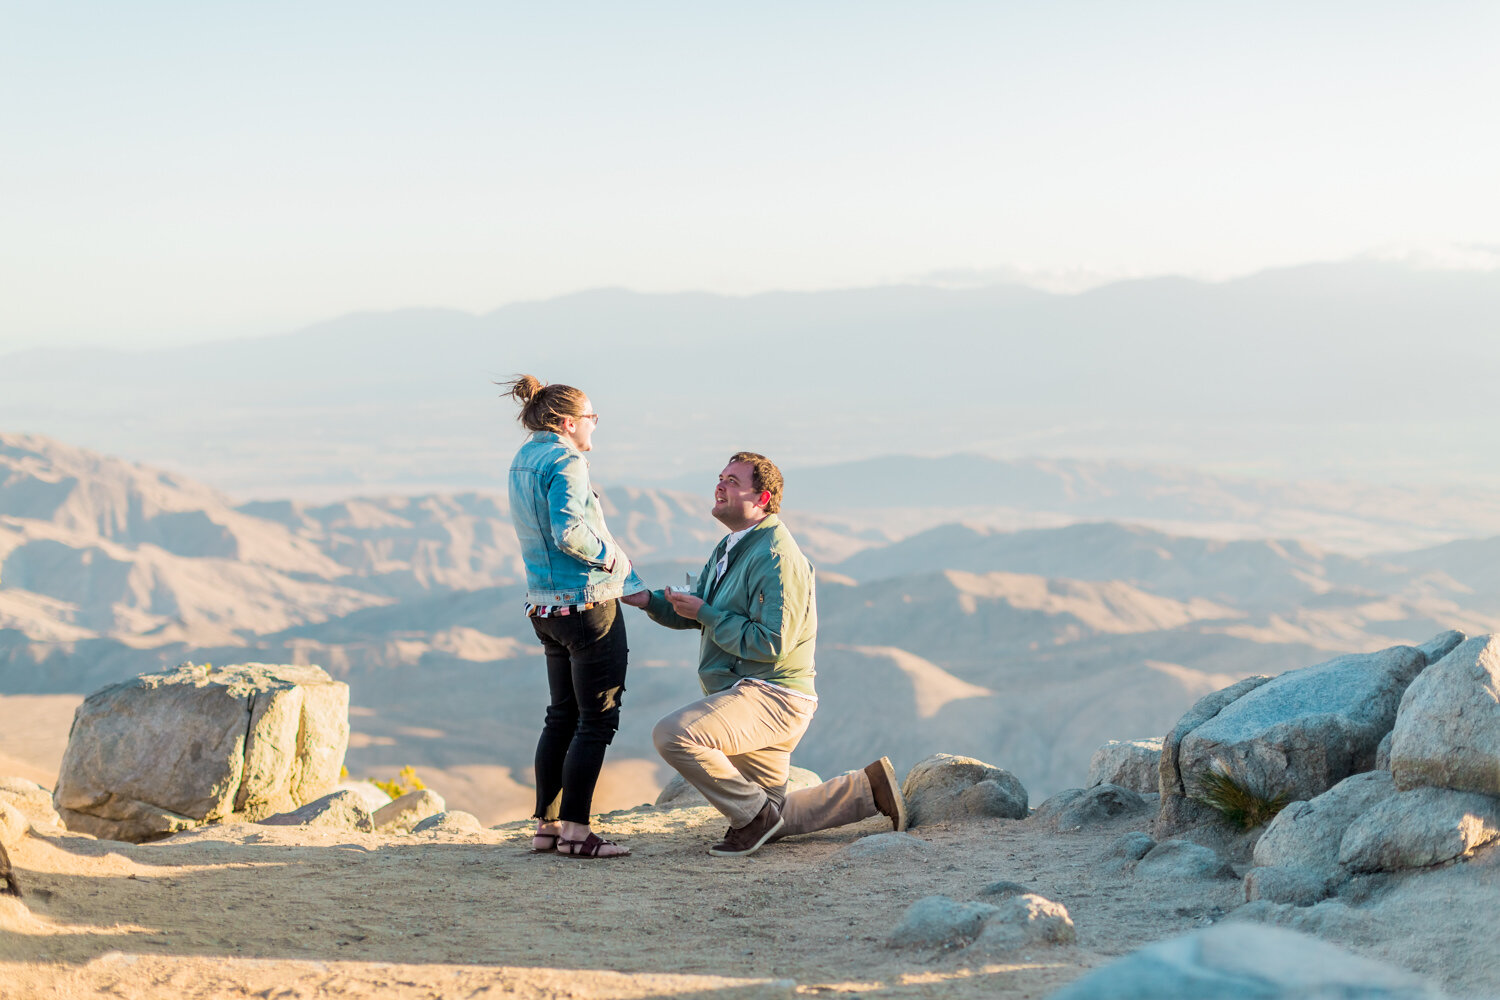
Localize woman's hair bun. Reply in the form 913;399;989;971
501;374;545;404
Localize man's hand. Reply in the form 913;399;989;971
665;590;704;620
620;591;650;608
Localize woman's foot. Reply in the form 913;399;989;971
557;822;630;858
532;821;563;853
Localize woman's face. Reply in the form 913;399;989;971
560;396;598;452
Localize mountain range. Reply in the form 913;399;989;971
3;431;1495;817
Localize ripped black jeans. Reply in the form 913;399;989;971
530;599;629;824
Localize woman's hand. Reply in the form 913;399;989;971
620;591;650;608
665;590;704;620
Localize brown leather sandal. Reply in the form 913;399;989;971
529;833;560;854
557;832;630;858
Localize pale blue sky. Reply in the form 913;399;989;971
2;1;1497;351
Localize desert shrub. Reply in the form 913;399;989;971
1192;764;1290;830
371;765;426;800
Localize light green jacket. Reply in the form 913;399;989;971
643;514;817;696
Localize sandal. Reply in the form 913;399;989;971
557;832;630;859
529;832;560;854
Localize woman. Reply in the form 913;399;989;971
501;374;645;858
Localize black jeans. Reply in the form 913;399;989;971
530;599;629;824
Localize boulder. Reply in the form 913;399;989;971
412;810;484;835
1375;732;1393;772
1135;840;1236;880
1416;629;1466;665
1252;771;1397;873
1030;788;1084;823
1338;786;1500;873
1048;922;1441;1000
885;895;996;949
259;790;374;832
336;781;393;813
1156;675;1272;835
373;789;446;832
1390;634;1500;797
1089;738;1163;794
1161;646;1426;836
1242;866;1338;907
1103;831;1157;863
53;662;349;842
1054;784;1149;832
901;754;1027;826
967;894;1075;953
0;777;63;831
656;766;822;807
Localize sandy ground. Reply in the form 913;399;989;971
4;793;1498;1000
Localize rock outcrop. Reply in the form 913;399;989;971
901;754;1027;826
1088;738;1162;794
1158;639;1440;836
53;662;350;842
1338;786;1500;873
1252;770;1397;874
1389;633;1500;797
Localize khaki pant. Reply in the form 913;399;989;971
653;680;879;831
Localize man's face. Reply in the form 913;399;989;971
712;461;767;527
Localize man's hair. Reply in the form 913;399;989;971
729;451;783;514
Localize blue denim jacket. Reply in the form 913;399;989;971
508;431;646;605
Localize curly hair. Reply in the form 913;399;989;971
728;451;783;514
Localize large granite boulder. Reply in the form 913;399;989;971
1390;633;1500;797
54;662;350;842
901;754;1027;826
1089;738;1163;794
1156;675;1272;834
1338;786;1500;873
1159;644;1428;836
1252;770;1397;873
1048;922;1444;999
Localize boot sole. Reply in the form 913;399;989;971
875;756;908;832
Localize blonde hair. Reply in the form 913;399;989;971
497;375;588;433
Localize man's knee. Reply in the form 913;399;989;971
652;714;684;757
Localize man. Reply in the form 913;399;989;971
621;452;906;857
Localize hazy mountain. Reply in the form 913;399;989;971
4;260;1499;501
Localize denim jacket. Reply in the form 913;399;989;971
508;431;646;605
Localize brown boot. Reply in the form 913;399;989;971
708;799;784;857
864;757;908;831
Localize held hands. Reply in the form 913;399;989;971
665;589;704;620
620;591;650;608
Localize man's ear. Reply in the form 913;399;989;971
757;491;771;508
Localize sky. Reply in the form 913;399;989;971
2;1;1498;352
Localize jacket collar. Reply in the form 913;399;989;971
529;430;583;456
708;514;779;597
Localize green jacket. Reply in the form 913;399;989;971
643;514;817;696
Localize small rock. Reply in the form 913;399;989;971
836;831;933;862
1029;788;1084;823
977;880;1034;899
258;790;374;832
412;810;484;835
886;895;996;949
373;789;446;832
1049;922;1439;1000
336;781;393;813
967;894;1075;953
1103;831;1158;861
1135;839;1236;880
1338;786;1500;873
901;754;1027;826
0;777;63;831
1088;738;1163;794
1055;784;1149;832
1242;866;1338;907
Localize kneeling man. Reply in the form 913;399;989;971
621;452;905;856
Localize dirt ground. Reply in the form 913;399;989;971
5;791;1497;1000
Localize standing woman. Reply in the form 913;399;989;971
502;375;645;858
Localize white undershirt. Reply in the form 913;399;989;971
715;526;754;582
